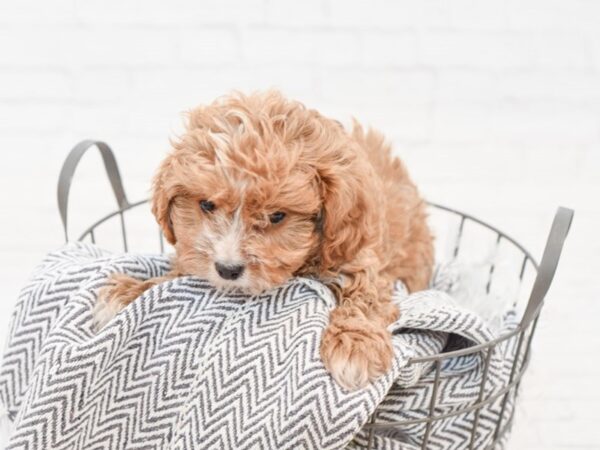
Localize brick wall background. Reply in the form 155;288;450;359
0;1;598;447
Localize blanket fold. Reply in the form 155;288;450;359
0;243;515;450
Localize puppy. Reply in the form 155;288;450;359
95;90;434;390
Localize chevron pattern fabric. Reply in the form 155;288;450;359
0;243;517;449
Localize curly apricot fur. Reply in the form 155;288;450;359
96;90;434;390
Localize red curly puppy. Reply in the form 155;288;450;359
95;90;434;390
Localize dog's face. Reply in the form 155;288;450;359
165;161;322;293
152;91;374;294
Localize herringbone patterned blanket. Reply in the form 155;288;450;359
0;243;516;449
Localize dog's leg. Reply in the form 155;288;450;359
93;272;177;331
320;271;399;390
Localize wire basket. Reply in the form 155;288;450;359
57;140;573;450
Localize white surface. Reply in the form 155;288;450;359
0;0;598;448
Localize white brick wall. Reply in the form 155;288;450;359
0;0;598;447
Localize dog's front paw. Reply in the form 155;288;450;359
93;274;146;331
320;320;393;390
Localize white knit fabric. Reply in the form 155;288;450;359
0;243;517;449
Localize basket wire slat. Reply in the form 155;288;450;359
485;233;502;295
56;140;573;449
493;329;525;442
421;360;442;449
159;227;165;253
469;348;493;450
518;254;529;281
452;215;466;260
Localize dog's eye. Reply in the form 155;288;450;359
200;200;215;213
269;211;286;224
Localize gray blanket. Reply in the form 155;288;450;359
0;243;516;449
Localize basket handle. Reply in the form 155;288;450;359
520;206;574;327
57;140;130;242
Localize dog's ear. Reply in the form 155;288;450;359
151;155;177;245
316;147;376;273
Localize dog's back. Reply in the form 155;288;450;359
351;124;434;292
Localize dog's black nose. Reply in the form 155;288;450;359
215;262;245;280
